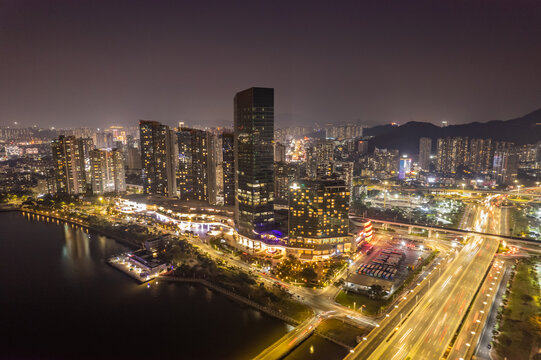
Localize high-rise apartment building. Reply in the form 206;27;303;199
306;140;334;178
177;129;193;200
274;142;286;162
234;87;275;238
80;137;95;184
126;147;142;170
274;162;300;203
111;150;126;193
357;140;368;155
176;127;217;203
370;148;399;176
190;129;212;202
493;150;519;184
468;138;493;173
325;124;363;140
207;132;219;205
288;179;351;257
418;137;432;171
51;136;87;195
436;137;469;173
139;120;177;197
516;143;540;169
221;132;235;206
96;132;114;149
89;149;126;194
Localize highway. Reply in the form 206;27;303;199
448;259;507;360
355;236;498;360
345;200;500;360
474;263;513;360
343;251;455;360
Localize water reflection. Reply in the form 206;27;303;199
62;225;90;261
283;335;348;360
4;213;341;360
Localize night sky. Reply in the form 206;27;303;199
1;0;540;129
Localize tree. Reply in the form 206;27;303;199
369;284;385;299
300;267;317;283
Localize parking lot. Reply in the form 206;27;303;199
347;236;431;296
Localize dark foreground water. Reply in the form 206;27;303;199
0;212;346;360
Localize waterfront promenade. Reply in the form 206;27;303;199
19;208;140;249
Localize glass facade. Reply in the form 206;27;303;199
234;87;275;238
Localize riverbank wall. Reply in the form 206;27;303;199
158;276;302;326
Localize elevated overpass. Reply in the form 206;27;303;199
365;185;541;200
350;216;539;244
253;316;321;360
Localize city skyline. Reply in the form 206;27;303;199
2;0;541;129
2;2;541;359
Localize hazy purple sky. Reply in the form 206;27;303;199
1;0;541;129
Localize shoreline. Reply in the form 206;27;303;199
9;209;307;327
17;208;140;250
11;207;360;351
158;276;302;326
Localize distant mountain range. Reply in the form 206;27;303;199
364;108;541;156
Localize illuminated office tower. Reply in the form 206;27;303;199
288;179;351;258
398;156;412;180
234;87;275;238
139;120;177;197
51;135;87;195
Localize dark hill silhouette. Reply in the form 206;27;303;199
365;108;541;155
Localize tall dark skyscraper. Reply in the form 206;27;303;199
234;87;275;238
139;120;177;197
